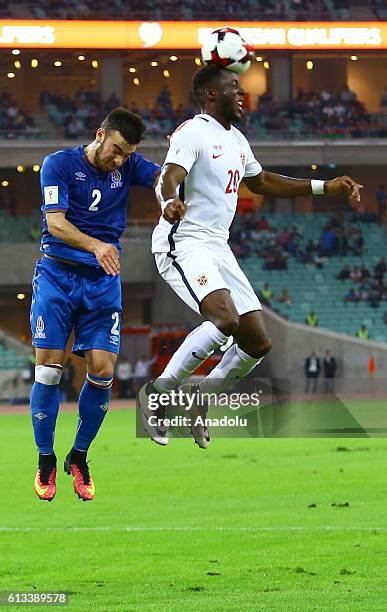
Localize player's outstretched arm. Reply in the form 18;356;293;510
46;211;120;275
243;171;363;204
155;163;187;224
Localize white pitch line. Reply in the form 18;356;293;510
0;526;386;533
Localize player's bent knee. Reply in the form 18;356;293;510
212;313;239;336
35;364;63;385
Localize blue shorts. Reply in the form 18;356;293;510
30;257;122;356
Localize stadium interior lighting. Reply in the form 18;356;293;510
11;49;20;55
1;181;9;187
129;67;136;73
14;60;21;69
54;60;62;67
16;293;25;300
91;60;99;69
263;61;270;70
150;61;158;67
78;55;85;61
163;69;170;78
306;60;314;70
169;55;178;61
351;55;358;61
16;165;25;173
194;57;201;65
7;72;15;79
133;77;140;86
256;56;263;62
32;165;41;172
31;59;38;68
311;164;318;170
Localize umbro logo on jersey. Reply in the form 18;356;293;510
212;153;223;159
75;171;86;181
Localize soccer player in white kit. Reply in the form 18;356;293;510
139;65;363;448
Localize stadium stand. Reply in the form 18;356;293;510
27;87;386;141
233;211;387;342
3;0;385;20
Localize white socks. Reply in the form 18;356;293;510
154;321;228;392
199;343;263;395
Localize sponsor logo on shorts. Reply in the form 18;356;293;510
75;171;86;181
110;335;119;345
110;169;123;189
34;315;46;339
196;273;208;286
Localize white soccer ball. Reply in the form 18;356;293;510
201;27;253;75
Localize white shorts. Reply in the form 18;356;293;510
155;243;261;315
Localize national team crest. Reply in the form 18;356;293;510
34;315;46;339
196;274;208;286
110;169;123;189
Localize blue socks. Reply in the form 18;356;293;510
73;374;112;451
30;381;60;454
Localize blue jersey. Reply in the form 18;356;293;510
40;145;159;266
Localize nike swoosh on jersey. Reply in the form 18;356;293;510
192;351;207;360
212;154;224;159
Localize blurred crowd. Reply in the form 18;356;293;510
241;86;386;139
2;0;375;21
341;258;387;308
229;211;372;269
0;93;39;139
39;85;386;141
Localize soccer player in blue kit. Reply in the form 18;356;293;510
30;108;160;501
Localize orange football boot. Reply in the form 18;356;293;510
64;453;95;501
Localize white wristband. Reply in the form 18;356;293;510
311;179;325;195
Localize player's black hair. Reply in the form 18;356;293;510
192;64;228;104
100;107;146;144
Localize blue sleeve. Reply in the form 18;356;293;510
130;153;160;189
40;152;69;212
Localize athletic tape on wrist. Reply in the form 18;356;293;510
311;179;325;195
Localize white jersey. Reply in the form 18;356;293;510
151;113;262;253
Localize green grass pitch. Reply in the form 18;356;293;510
1;407;386;611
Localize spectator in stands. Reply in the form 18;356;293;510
305;311;318;327
133;354;156;394
337;264;351;280
369;286;380;309
344;287;360;303
376;184;386;224
321;225;337;256
304;351;320;393
350;266;362;282
374;257;386;282
116;356;133;399
357;323;369;340
323;350;337;392
260;282;272;306
277;288;292;306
